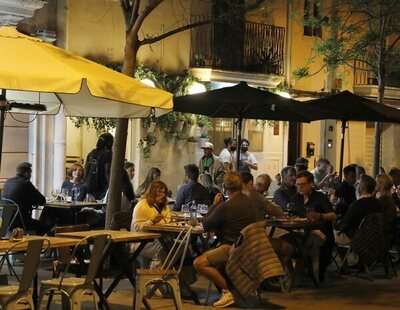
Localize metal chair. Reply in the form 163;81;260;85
52;224;91;277
0;198;27;236
39;233;112;310
0;238;49;309
45;224;91;308
133;227;192;310
335;213;396;280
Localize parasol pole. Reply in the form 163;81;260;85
339;119;346;181
0;89;7;171
236;117;243;171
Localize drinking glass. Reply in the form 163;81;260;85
60;188;68;202
181;203;189;213
306;206;315;221
199;204;208;215
51;188;59;201
286;203;295;217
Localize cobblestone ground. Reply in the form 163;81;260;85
31;261;400;309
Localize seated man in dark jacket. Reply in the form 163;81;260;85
173;164;210;211
2;162;49;235
335;175;382;244
335;164;357;217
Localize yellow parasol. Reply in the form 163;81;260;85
0;26;173;117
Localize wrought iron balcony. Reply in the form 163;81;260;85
190;18;285;76
354;59;400;88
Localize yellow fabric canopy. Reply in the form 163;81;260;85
0;26;173;117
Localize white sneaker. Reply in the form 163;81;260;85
213;290;235;308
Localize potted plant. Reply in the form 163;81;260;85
195;115;212;136
198;132;210;148
137;133;158;159
182;113;195;136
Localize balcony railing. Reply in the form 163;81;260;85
190;18;285;76
354;59;400;88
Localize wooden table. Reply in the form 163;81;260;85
0;235;82;252
57;230;160;309
143;223;205;305
43;201;106;224
267;219;322;291
44;201;106;209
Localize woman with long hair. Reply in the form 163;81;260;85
62;162;88;201
135;167;161;198
200;172;223;202
131;180;171;260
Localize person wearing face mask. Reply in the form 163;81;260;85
2;162;50;235
219;137;237;172
238;138;258;173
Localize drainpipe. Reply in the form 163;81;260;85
285;1;292;87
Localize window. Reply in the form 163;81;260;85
304;0;322;37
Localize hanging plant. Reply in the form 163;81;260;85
135;66;207;158
195;115;212;129
138;134;158;159
70;116;116;133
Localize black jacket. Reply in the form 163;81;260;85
2;174;46;222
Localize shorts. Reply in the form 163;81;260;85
204;244;231;267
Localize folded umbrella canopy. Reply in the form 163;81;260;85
302;90;400;178
174;81;336;169
0;26;173;169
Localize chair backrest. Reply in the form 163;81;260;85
161;227;192;275
59;233;111;287
0;198;25;236
54;224;91;264
109;211;132;231
1;238;50;293
54;224;91;234
351;213;386;267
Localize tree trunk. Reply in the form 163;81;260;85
105;34;138;228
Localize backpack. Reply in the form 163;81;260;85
85;148;108;197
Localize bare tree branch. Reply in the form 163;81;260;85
120;0;131;27
129;0;164;37
140;19;211;46
128;0;141;31
387;35;400;54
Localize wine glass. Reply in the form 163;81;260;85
60;188;68;202
181;203;190;222
286;203;295;217
199;204;208;215
51;188;59;202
